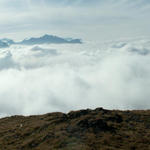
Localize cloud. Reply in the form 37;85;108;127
0;0;150;117
0;37;150;117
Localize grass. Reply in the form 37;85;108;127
0;108;150;149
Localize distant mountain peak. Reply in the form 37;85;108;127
0;38;15;48
19;34;82;45
43;34;54;38
0;34;82;47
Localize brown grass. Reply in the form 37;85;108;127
0;108;150;149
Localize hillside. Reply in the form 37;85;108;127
0;108;150;150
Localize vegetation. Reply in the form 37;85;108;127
0;108;150;149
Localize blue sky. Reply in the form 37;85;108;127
0;0;150;41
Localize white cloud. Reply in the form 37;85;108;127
0;0;150;117
0;37;150;117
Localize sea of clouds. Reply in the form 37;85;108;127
0;37;150;117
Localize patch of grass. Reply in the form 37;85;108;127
0;108;150;149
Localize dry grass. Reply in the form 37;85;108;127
0;108;150;149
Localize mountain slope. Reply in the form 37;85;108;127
0;108;150;150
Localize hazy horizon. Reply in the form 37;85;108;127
0;0;150;41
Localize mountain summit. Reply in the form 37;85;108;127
19;34;82;45
0;35;82;48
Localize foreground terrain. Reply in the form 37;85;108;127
0;108;150;150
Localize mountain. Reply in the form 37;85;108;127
0;39;15;48
18;34;82;45
0;107;150;150
0;40;9;48
0;35;82;47
1;38;15;45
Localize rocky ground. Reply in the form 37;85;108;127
0;108;150;150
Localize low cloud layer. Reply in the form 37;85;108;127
0;37;150;117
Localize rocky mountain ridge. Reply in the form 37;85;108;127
0;34;82;48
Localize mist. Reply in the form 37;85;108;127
0;37;150;117
0;0;150;117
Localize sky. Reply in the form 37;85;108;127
0;0;150;41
